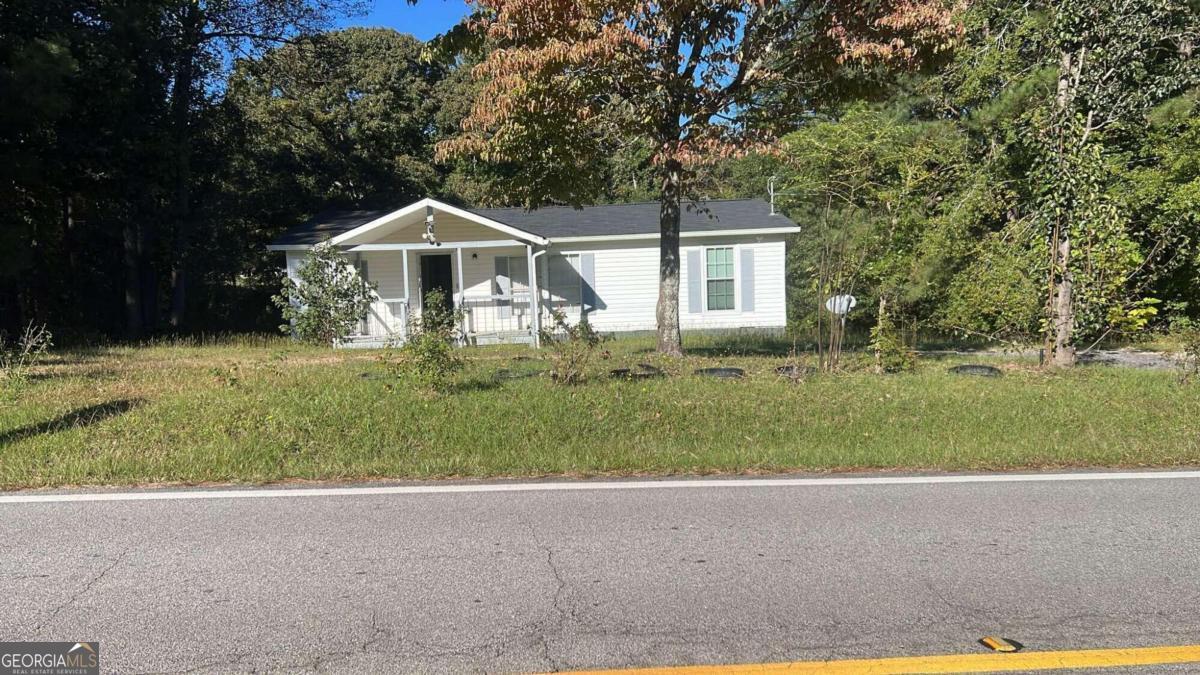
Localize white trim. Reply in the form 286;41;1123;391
328;198;550;247
272;226;801;250
548;227;801;244
401;250;410;303
3;471;1199;504
529;247;544;347
344;240;526;252
456;246;466;339
434;200;551;246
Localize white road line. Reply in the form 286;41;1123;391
1;470;1198;504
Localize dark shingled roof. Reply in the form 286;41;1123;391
272;208;395;246
271;198;797;246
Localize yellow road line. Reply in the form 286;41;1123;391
567;644;1200;674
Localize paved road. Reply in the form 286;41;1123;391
2;473;1199;673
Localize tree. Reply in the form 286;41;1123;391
273;244;374;345
0;0;366;339
771;103;972;364
1036;0;1200;366
926;0;1199;365
0;0;78;333
0;0;182;338
436;0;959;354
224;28;445;216
157;0;366;332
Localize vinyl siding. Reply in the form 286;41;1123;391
548;236;787;332
283;236;789;338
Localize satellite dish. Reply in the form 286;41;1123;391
825;294;857;315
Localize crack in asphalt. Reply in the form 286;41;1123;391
31;548;128;635
520;515;574;672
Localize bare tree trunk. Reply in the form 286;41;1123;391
656;159;683;356
123;222;144;339
1047;49;1077;368
1052;233;1076;367
1042;220;1058;367
874;296;886;375
168;4;201;330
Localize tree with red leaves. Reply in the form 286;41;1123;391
438;0;960;355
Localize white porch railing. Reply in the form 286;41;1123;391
461;293;536;343
349;297;408;344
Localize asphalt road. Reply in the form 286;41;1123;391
2;473;1199;673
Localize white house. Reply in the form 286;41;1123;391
268;198;800;346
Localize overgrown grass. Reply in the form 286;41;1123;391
1;333;1197;489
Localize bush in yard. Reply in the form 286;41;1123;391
388;289;464;393
1177;327;1200;385
0;322;53;397
870;300;915;374
540;310;606;384
272;244;375;346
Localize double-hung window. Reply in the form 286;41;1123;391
547;254;582;308
705;247;735;311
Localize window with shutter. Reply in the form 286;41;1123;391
704;247;735;311
547;254;582;307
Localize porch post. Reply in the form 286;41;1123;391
401;249;410;302
401;249;410;339
456;245;466;342
527;243;540;348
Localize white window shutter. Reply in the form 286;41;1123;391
739;248;754;312
686;249;703;313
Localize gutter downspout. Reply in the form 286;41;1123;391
529;246;548;348
456;246;466;346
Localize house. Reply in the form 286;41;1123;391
268;197;800;346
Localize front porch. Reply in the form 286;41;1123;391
340;241;546;348
276;199;594;348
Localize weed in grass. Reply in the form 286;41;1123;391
1176;328;1200;385
540;310;607;384
1;322;53;398
386;289;464;395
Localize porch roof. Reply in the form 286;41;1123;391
269;197;799;248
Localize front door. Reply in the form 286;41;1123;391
419;254;454;312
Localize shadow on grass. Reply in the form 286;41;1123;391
453;377;504;393
631;335;800;357
0;399;143;447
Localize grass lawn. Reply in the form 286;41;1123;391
1;333;1198;490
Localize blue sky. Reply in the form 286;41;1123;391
337;0;470;41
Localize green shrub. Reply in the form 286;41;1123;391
540;310;606;384
388;289;464;393
272;244;375;346
870;301;915;374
